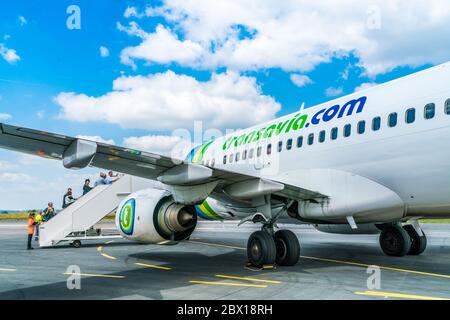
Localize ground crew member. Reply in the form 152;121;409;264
27;212;36;250
34;211;43;241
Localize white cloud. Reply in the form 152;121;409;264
119;23;205;69
76;135;115;145
0;152;99;210
116;21;148;39
36;110;45;119
99;46;110;58
18;16;27;26
0;43;20;64
55;71;280;131
119;0;450;76
123;135;189;157
0;160;17;171
354;82;377;92
325;86;343;97
124;6;144;18
290;74;313;87
0;113;12;120
0;172;32;183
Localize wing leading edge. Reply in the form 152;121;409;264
0;123;327;201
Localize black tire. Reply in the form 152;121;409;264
247;231;276;268
403;225;427;255
379;226;411;257
72;240;82;248
274;230;300;266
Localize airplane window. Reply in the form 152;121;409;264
243;150;247;160
267;143;272;155
297;136;303;148
277;141;283;152
388;112;397;127
344;124;351;137
287;138;293;150
372;117;381;131
236;152;240;162
406;108;416;124
357;121;365;134
331;127;338;140
424;103;435;119
308;133;314;145
319;130;326;143
257;146;262;157
249;148;254;159
446;99;450;115
230;153;234;163
223;155;227;164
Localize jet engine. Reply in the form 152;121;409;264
115;188;197;244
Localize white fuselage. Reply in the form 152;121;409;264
198;62;450;222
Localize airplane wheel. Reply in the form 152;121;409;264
403;225;427;255
379;226;411;257
274;230;300;266
247;231;276;268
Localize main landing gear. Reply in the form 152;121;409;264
379;223;427;257
247;228;300;268
245;197;300;268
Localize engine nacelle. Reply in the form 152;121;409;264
116;188;197;244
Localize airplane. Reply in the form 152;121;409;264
1;61;450;268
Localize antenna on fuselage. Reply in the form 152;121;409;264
299;101;306;112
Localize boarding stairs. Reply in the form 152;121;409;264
38;175;156;247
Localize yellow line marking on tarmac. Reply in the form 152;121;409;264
189;240;450;280
97;245;116;260
0;268;16;272
190;280;267;288
135;262;172;271
215;274;280;284
354;291;450;300
63;272;125;279
301;255;450;279
101;253;117;260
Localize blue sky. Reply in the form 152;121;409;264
0;0;449;209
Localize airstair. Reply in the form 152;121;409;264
38;175;156;247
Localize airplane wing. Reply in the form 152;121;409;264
0;123;326;201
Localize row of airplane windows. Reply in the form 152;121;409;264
203;99;450;167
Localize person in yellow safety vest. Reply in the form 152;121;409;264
27;212;36;250
34;212;43;241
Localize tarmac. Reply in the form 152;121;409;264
0;220;449;300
